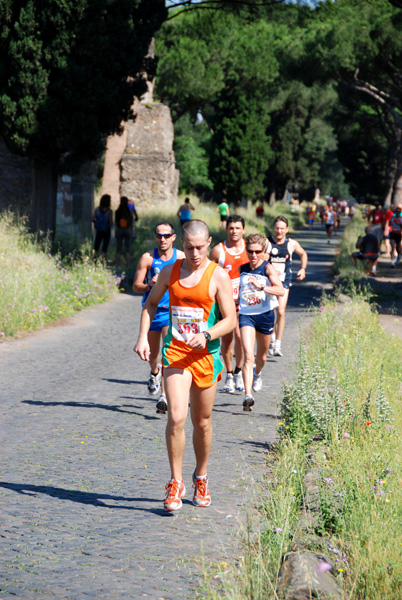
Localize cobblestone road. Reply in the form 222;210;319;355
0;225;337;599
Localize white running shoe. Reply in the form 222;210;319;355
234;372;245;391
273;343;283;357
147;368;161;395
268;340;275;357
252;369;263;392
223;373;235;393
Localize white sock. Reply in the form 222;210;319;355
275;340;282;349
195;474;207;481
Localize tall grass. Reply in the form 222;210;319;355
129;195;306;266
204;297;402;599
0;212;119;338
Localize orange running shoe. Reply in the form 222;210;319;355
164;479;186;512
192;472;211;507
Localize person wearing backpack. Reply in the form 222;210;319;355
92;194;113;262
115;196;134;268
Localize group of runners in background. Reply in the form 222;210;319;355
133;213;307;512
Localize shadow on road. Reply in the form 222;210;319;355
0;481;173;515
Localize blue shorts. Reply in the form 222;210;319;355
150;308;170;332
239;310;275;335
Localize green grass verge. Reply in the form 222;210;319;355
205;296;402;599
0;212;120;338
0;198;305;338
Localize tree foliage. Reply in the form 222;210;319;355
0;0;166;165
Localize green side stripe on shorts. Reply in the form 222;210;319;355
211;350;224;384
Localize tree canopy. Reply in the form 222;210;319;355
155;0;402;205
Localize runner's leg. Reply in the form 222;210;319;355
240;325;256;396
274;288;289;342
164;368;193;481
221;331;234;372
190;381;217;477
233;316;244;370
255;331;271;375
148;330;162;375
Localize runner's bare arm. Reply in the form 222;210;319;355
132;253;153;293
185;268;236;350
209;244;220;263
263;263;285;296
134;266;172;360
290;239;308;280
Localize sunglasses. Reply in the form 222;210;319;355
247;249;263;255
155;233;174;239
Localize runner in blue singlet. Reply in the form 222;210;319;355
133;223;185;411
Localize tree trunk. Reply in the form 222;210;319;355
269;189;276;206
30;159;58;239
384;130;402;208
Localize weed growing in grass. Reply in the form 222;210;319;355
0;212;119;337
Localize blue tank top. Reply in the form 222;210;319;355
142;248;178;309
180;208;191;221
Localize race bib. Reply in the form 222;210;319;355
240;274;266;306
231;276;240;300
242;289;264;306
272;262;286;281
171;306;205;342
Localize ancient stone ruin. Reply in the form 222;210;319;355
102;100;179;211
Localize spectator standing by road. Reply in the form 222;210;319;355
256;202;264;219
352;226;380;276
92;194;113;262
115;196;134;269
177;197;195;226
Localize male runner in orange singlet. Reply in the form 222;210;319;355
134;220;236;512
210;215;248;393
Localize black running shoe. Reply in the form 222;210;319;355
243;394;255;412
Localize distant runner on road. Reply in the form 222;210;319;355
133;223;184;412
266;216;308;357
134;220;236;512
209;215;249;394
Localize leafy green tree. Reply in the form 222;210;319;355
304;0;402;205
0;0;166;235
174;114;213;192
210;90;273;203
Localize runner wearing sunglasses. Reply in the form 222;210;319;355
239;233;284;411
133;223;185;412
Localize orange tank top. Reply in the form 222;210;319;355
218;240;248;300
164;259;220;354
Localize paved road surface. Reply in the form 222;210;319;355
0;224;338;599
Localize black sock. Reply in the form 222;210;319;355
227;371;233;375
234;366;241;375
